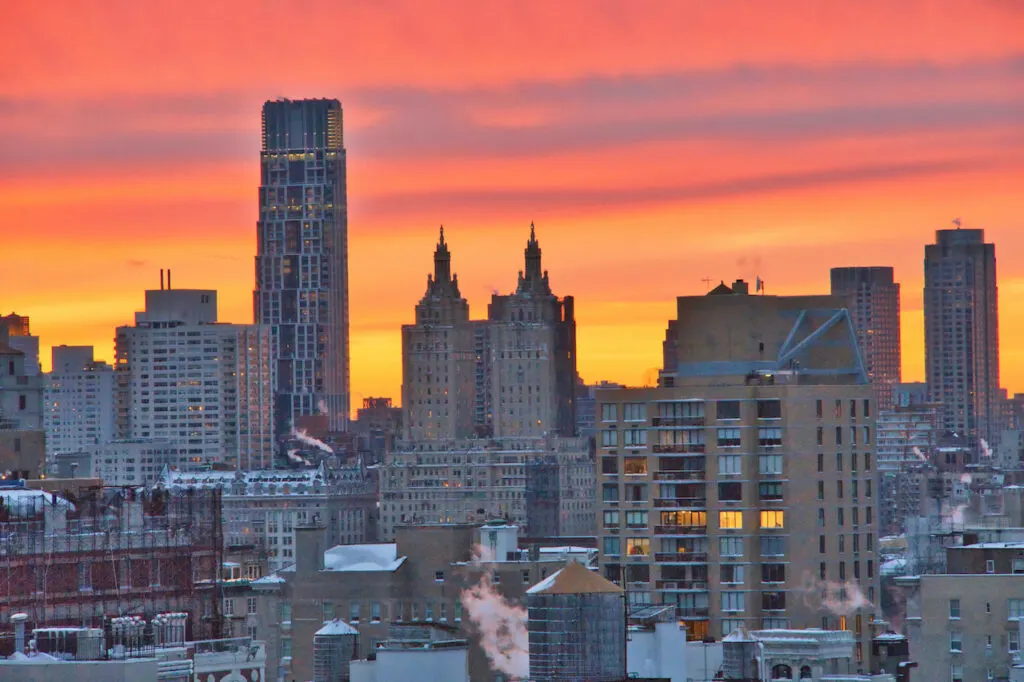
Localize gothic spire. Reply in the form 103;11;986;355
518;221;552;295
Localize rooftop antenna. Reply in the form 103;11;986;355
701;277;712;292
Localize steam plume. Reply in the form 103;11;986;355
460;545;528;680
286;449;312;466
290;428;333;454
980;438;993;459
800;572;872;616
911;446;928;462
318;399;329;416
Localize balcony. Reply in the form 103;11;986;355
675;607;710;619
653;524;707;536
652;417;705;428
653;470;705;481
652;444;705;454
654;498;707;508
654;552;708;563
656;580;709;590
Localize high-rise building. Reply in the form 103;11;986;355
116;287;275;469
924;227;1000;447
0;313;40;376
254;98;349;435
830;267;901;412
0;324;45;476
401;226;576;441
596;280;879;665
44;346;116;455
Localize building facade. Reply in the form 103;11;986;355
596;282;880;666
378;436;594;540
115;288;275;470
0;313;40;376
924;227;1000;446
401;226;577;442
44;346;116;456
831;267;902;412
254;98;350;434
0;325;45;477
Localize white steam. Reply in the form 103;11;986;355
318;399;329;416
911;447;928;462
460;545;528;680
800;572;872;617
980;438;993;459
290;428;333;454
286;449;312;466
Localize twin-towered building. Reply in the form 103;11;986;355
401;225;577;442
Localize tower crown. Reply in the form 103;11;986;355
424;225;461;300
518;222;552;295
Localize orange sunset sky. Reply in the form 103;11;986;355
1;1;1022;413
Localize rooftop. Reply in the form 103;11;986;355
526;560;621;595
315;619;359;636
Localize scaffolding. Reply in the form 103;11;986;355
0;485;223;640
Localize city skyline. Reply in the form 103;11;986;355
2;2;1022;412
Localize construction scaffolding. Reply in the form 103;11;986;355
0;484;223;642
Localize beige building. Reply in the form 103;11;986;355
378;436;594;540
251;521;595;682
596;281;880;666
402;226;576;442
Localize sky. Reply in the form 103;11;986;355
1;1;1022;411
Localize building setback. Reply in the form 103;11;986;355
831;267;902;412
596;280;880;667
402;226;576;442
254;98;350;434
924;227;1000;446
115;287;275;470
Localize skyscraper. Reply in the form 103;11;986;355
830;267;902;411
924;227;999;446
44;346;116;455
254;98;349;435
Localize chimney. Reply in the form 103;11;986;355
12;613;27;654
295;520;327;575
167;269;172;290
731;279;749;295
160;269;165;290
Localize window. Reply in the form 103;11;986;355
720;537;744;557
602;484;620;502
836;452;843;471
372;602;382;621
758;427;782;447
719;511;743;529
624;456;647;474
761;536;786;557
950;631;962;652
435;571;445;582
224;598;235;616
817;453;824;472
863;399;871;418
866;507;872;525
602;456;618;474
820;562;827;580
78;562;92;591
425;602;435;620
949;598;961;619
601;430;618;448
850;426;857;445
1008;599;1024;620
863;426;871;444
852;479;859;499
625;510;647;528
493;573;501;584
522;570;531;584
835;426;843;445
762;591;786;610
719;454;742;475
834;399;842;418
322;601;335;621
864;451;871;470
722;619;745;637
601;404;617;422
837;480;844;498
760;510;784;529
759;482;783;501
720;564;745;584
248;597;257;615
817;508;825;527
849;399;857;419
602;537;621;556
721;591;745;612
717;400;741;420
761;564;785;583
627;538;650;556
624;429;647;447
817;427;824;446
717;428;741;447
837;508;845;526
718;482;742;501
816;399;823;419
623;403;646;421
756;400;781;419
986;560;995;574
839;534;846;553
818;481;825;500
759;454;782;475
280;603;292;624
819;535;826;554
604;510;621;528
350;602;361;621
1011;630;1020;653
851;452;858;472
867;559;873;578
454;601;463;622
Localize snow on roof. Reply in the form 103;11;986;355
315;619;359;636
275;543;406;574
962;542;1024;549
874;632;906;641
159;462;329;491
251;574;286;585
526;561;621;595
538;546;593;554
0;489;75;516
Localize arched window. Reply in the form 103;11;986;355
800;666;812;679
771;664;793;680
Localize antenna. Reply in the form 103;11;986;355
701;277;712;292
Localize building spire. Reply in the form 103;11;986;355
518;221;551;295
425;225;460;299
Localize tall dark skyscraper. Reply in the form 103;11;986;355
831;266;902;411
924;227;999;446
255;99;350;434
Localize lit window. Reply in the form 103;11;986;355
760;510;785;529
624;457;647;474
626;538;650;556
719;511;743;529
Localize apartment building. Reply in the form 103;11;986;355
115;287;275;470
44;346;117;456
902;542;1024;682
0;324;44;476
377;436;594;540
402;226;576;441
596;280;879;665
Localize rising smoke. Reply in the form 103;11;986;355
980;438;993;459
911;446;928;462
459;545;529;680
286;449;312;466
800;571;871;616
290;428;334;454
